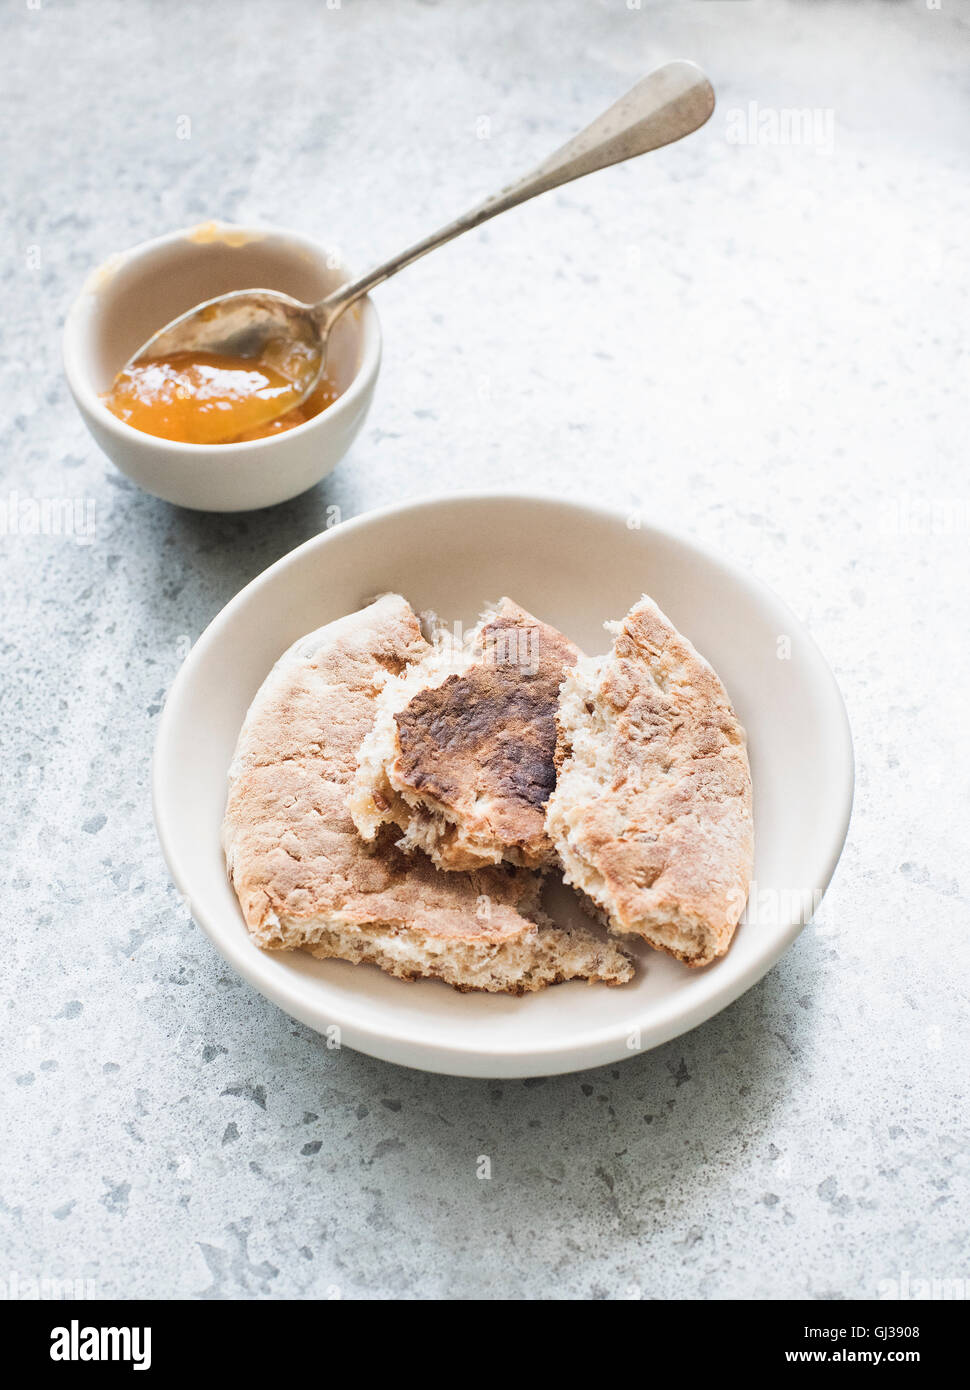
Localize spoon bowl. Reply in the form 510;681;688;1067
134;287;327;403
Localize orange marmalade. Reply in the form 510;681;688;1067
103;351;339;444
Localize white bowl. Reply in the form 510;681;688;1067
63;222;381;512
153;493;853;1077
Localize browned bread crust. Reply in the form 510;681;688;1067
351;599;580;871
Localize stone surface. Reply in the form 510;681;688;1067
1;0;967;1300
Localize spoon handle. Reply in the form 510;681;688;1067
316;59;714;325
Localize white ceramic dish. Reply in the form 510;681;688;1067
153;494;853;1077
63;222;381;512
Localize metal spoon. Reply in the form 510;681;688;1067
126;60;714;438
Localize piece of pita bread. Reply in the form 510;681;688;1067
546;595;753;968
350;598;580;871
223;594;633;993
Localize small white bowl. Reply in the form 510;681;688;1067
63;222;381;511
153;493;854;1078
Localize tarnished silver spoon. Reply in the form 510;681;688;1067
126;60;714;438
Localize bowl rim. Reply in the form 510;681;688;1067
61;220;382;457
153;490;855;1075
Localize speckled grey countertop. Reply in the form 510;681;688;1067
1;0;967;1301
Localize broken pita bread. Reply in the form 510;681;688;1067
223;594;633;993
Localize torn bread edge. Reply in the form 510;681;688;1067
546;596;754;969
